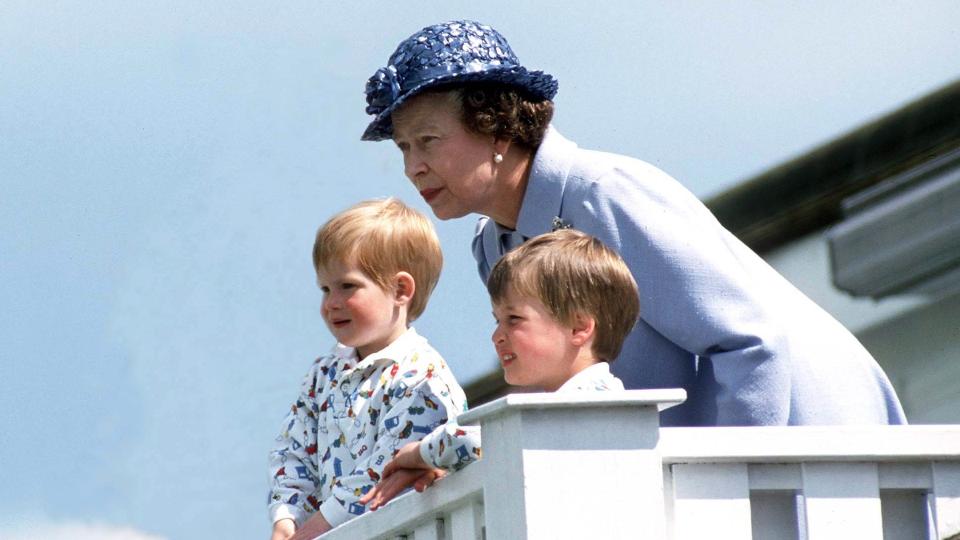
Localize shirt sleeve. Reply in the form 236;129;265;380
267;363;323;526
419;419;482;471
318;374;466;527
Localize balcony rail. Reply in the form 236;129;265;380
319;390;960;540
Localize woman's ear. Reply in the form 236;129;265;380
570;312;596;347
394;272;416;306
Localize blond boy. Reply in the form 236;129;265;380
268;198;467;540
361;228;640;509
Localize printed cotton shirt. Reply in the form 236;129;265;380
419;363;624;471
268;328;467;528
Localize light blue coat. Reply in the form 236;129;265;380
473;128;906;426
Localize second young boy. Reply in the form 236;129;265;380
361;228;640;510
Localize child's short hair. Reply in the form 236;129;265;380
312;198;442;321
487;229;639;361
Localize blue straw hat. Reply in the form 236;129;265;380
361;20;558;141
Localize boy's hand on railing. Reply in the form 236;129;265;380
382;440;429;476
288;512;332;540
362;467;446;510
270;518;295;540
360;441;447;510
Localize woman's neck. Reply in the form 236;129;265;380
487;147;533;229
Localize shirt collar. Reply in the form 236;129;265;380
334;327;423;369
556;362;617;393
514;126;578;239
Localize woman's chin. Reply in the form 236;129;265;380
427;202;470;221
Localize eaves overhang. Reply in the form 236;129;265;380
706;79;960;255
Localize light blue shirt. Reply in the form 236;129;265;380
473;127;906;427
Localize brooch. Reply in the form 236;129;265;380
551;216;572;231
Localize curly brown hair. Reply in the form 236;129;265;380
431;82;554;149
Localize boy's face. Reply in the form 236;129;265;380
317;259;406;359
491;286;577;392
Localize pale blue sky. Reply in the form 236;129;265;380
1;2;958;539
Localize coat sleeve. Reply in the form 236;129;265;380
317;374;466;527
579;164;792;425
267;363;323;526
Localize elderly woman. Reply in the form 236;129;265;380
361;20;905;428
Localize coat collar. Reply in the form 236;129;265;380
514;126;578;238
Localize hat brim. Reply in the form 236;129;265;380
361;66;557;141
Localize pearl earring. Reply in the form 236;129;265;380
494;153;503;164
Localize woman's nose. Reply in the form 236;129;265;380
404;150;427;181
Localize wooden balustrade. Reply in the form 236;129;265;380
319;390;960;540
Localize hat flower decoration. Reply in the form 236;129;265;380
362;20;558;141
365;65;401;115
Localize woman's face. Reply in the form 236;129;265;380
391;92;501;221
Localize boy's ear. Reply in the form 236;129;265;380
393;272;416;306
570;312;596;347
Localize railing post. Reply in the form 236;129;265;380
458;389;686;540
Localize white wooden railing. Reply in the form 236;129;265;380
319;390;960;540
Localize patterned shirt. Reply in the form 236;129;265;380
268;328;467;528
419;362;623;471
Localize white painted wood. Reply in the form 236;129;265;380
470;391;674;540
932;462;960;539
477;410;526;539
671;463;751;540
659;426;960;463
456;388;688;425
315;394;960;540
448;500;483;540
879;462;933;489
523;447;664;539
663;465;675;540
412;519;443;540
749;463;802;490
749;491;799;540
802;462;882;539
748;465;801;540
319;463;483;540
880;490;930;540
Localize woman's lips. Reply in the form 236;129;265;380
419;187;442;203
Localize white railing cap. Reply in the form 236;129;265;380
458;388;687;426
659;425;960;463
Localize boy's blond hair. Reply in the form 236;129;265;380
312;198;442;321
487;229;639;361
